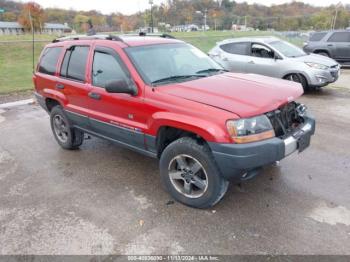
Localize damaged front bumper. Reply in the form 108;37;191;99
208;113;316;181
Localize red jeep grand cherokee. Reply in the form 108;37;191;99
33;34;315;208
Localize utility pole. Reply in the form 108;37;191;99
332;2;342;30
28;9;35;74
149;0;154;33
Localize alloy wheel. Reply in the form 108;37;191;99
168;154;208;198
53;114;69;143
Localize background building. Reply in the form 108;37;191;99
0;21;71;35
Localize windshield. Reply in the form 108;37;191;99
125;43;224;85
269;40;306;58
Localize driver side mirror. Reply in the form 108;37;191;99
274;54;282;61
105;79;138;96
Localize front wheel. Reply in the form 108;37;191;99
284;73;309;91
317;52;330;57
159;137;229;208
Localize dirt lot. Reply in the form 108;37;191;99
0;73;350;255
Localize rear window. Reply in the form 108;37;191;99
38;47;62;75
60;46;89;82
327;32;350;42
220;42;249;55
309;32;327;42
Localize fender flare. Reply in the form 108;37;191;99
42;88;68;106
149;112;229;143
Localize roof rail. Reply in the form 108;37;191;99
52;34;127;44
137;32;176;39
51;33;176;44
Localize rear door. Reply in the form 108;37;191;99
87;45;147;151
216;42;250;72
35;46;63;96
56;44;92;129
245;43;282;78
326;32;350;60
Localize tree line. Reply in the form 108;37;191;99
1;0;349;32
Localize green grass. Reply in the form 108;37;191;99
0;31;304;94
0;41;49;94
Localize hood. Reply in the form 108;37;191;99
157;73;303;118
292;53;339;67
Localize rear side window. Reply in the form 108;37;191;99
327;32;350;42
60;46;89;82
309;32;327;42
220;42;249;55
38;47;62;75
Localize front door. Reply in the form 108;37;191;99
87;46;147;150
245;43;282;78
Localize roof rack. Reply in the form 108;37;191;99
52;32;176;44
52;34;126;44
137;32;176;39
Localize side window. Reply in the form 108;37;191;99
327;32;350;42
92;51;129;88
309;32;327;42
220;42;249;55
251;43;274;59
60;46;89;82
38;47;62;75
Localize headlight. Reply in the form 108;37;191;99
305;62;328;70
226;115;275;144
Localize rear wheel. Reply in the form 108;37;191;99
284;73;309;91
50;105;84;150
159;137;229;208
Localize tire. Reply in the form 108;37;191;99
50;105;84;150
284;73;309;91
317;52;330;57
159;137;229;208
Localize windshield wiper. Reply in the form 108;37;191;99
151;74;206;85
196;68;228;74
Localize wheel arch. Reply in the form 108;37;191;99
42;88;68;112
282;71;310;86
313;49;331;56
155;125;209;158
45;98;61;112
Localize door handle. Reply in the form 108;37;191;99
88;92;101;100
56;83;65;89
248;61;255;64
327;44;333;47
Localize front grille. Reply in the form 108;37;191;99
266;102;304;137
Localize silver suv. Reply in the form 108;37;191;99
303;30;350;64
209;37;340;90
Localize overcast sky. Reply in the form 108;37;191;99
22;0;350;15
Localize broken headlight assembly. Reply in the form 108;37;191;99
226;115;275;144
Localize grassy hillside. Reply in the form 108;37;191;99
0;31;303;94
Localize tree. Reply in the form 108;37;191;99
73;14;89;32
2;12;17;21
18;2;45;32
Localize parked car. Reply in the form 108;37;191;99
303;30;350;64
34;34;315;208
209;37;340;90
